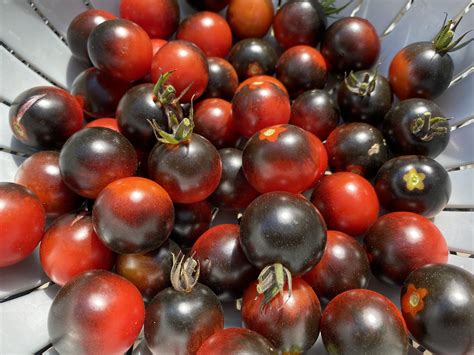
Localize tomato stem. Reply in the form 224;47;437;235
410;112;449;141
321;0;352;16
170;251;200;293
344;68;378;96
257;263;293;305
433;14;473;53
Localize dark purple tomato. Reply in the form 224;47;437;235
240;191;327;275
276;45;328;97
242;124;322;193
321;289;408;354
382;98;450;158
242;278;321;353
48;270;144;354
67;9;116;62
203;57;239;100
15;151;81;218
92;177;174;254
273;0;326;49
374;155;451;218
228;39;278;80
116;239;181;302
303;230;370;303
365;212;448;285
59;127;137;199
232;81;291;138
401;264;474;355
337;70;392;125
192;224;258;300
116;83;168;152
197;328;276;355
236;75;289;96
322;17;380;73
40;212;115;286
9;86;84;149
289;89;339;141
208;148;260;210
71;67;132;119
148;133;222;203
226;0;274;39
325;122;388;178
84;118;119;131
187;0;230;11
120;0;180;39
170;201;213;248
0;183;45;268
88;19;152;82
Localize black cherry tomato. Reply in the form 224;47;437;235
170;201;213;248
203;57;239;100
228;39;278;80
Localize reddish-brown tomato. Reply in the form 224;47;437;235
226;0;274;39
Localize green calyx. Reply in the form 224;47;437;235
257;263;293;306
410;112;450;141
321;0;353;16
433;14;473;53
344;69;378;96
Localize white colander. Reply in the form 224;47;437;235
0;0;473;354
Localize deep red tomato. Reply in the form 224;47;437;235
48;270;144;354
40;212;115;286
236;75;288;96
0;183;45;268
311;172;379;236
120;0;180;39
170;201;213;248
177;11;232;58
309;132;328;184
151;40;209;102
151;38;168;55
226;0;274;39
203;57;239;100
84;118;119;132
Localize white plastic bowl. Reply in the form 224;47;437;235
0;0;473;354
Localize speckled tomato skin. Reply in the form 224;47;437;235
170;201;213;248
303;230;370;303
92;177;174;254
228;39;278;80
226;0;273;39
322;290;408;354
365;212;448;285
203;57;239;100
48;270;144;355
401;264;474;355
0;183;45;268
192;224;258;300
242;278;321;353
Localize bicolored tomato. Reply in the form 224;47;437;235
228;39;278;80
203;57;239;100
170;201;213;248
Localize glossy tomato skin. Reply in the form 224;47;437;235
187;0;230;11
197;328;276;355
170;201;213;248
40;213;115;286
365;212;448;285
325;122;388;178
228;39;278;80
116;84;168;152
88;19;152;82
321;289;408;354
67;9;116;62
240;192;327;275
194;99;238;148
382;99;449;158
227;0;274;39
337;71;392;125
232;82;291;138
374;155;451;218
310;132;329;184
401;264;474;355
84;118;119;131
15;151;81;218
59;127;137;199
276;45;328;97
203;57;239;100
208;148;260;210
311;172;379;236
236;75;288;96
303;230;370;303
192;224;258;300
177;11;232;58
144;283;224;354
242;278;322;353
148;134;222;204
290;89;339;141
389;42;453;100
93;177;174;254
273;0;326;49
9;86;83;149
48;270;145;354
242;124;322;193
116;239;181;302
120;0;179;39
0;183;45;268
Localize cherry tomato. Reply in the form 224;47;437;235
226;0;274;39
309;131;329;184
0;183;45;268
170;201;213;248
228;39;278;80
120;0;180;39
311;172;379;236
203;57;239;100
151;38;168;55
9;86;83;149
84;118;119;131
48;270;144;354
236;75;288;96
88;19;152;82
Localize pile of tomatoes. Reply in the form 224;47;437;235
1;0;473;354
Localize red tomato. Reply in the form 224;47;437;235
227;0;274;39
151;38;168;56
309;132;328;184
236;75;288;96
85;118;119;132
